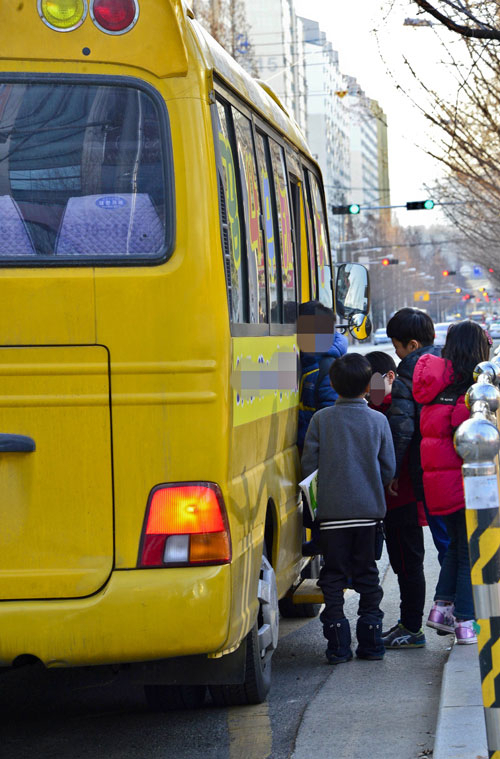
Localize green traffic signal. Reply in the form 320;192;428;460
331;204;362;215
406;199;435;210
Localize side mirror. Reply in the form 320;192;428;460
335;263;370;318
348;313;372;341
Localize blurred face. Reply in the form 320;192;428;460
391;338;420;360
297;312;335;352
368;370;395;405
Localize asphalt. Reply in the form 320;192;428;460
291;533;488;759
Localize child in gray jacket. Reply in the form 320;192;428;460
302;353;396;663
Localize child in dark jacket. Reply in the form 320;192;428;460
366;351;427;648
297;300;347;556
413;319;490;645
386;308;450;564
297;300;348;452
302;353;395;663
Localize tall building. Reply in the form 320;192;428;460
348;87;390;210
299;17;352;258
241;0;308;136
298;18;391;257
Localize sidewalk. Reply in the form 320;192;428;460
291;532;488;759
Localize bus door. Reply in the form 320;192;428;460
0;80;160;600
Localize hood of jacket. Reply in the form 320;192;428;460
413;354;455;405
300;331;348;371
397;343;441;382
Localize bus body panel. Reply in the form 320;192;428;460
0;345;113;600
0;1;189;79
0;269;95;346
0;566;230;667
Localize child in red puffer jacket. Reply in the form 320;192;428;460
413;320;490;645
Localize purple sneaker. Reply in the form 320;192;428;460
455;619;477;645
426;602;455;634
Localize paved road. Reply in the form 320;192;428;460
0;537;449;759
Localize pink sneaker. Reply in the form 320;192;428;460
426;602;455;633
455;619;477;645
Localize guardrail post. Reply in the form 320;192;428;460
454;359;500;759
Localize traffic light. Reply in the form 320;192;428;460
381;258;399;266
442;269;457;276
331;203;361;215
489;268;495;273
406;199;435;211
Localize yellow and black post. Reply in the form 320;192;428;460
455;360;500;758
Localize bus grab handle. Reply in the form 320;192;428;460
0;434;36;452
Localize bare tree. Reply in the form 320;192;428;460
413;1;500;41
381;2;500;283
190;0;258;75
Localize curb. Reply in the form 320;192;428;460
433;642;487;759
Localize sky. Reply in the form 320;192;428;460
293;0;463;225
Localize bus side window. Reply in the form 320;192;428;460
232;108;267;324
255;132;282;324
213;99;247;324
268;139;297;324
285;147;305;303
302;170;318;301
307;171;332;308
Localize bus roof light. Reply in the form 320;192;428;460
39;0;88;31
90;0;139;34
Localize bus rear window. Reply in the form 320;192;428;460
0;79;172;265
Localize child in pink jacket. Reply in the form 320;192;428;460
413;320;490;644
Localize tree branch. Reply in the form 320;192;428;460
413;0;500;40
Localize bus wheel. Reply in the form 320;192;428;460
209;554;278;706
278;555;322;618
144;684;206;711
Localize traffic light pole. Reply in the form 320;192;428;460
332;200;470;214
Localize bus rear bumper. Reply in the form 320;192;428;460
0;566;231;668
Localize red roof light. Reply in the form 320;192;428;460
91;0;138;33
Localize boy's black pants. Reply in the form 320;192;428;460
384;502;425;633
318;526;383;625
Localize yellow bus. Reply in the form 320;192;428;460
0;0;370;708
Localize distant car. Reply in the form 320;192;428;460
434;322;452;347
373;328;390;345
488;321;500;339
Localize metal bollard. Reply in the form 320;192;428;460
454;359;500;759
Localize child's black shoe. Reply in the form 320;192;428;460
355;618;385;660
324;618;352;664
326;648;353;665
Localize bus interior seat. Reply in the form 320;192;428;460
0;195;36;256
55;193;164;256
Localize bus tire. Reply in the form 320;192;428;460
209;554;278;706
144;684;206;711
278;555;322;619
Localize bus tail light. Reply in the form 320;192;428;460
138;483;232;568
38;0;88;31
90;0;139;34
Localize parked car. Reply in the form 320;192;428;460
373;328;390;345
434;322;452;347
488;321;500;339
